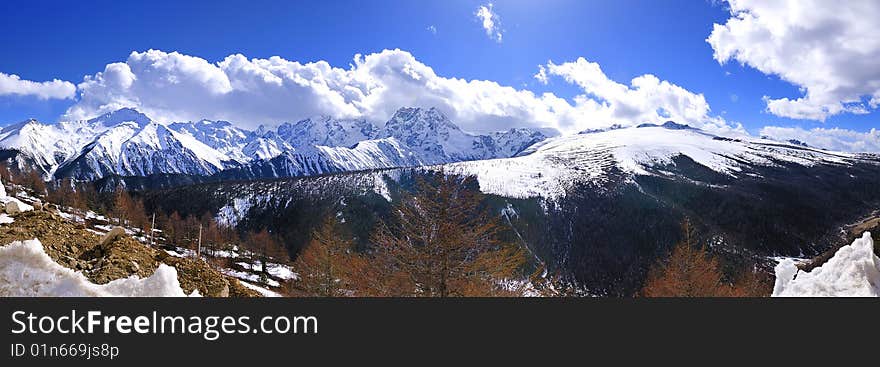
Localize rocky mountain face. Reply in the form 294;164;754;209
0;107;552;181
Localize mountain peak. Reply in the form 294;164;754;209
636;121;695;131
385;107;458;132
88;107;152;128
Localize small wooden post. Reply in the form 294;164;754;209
197;224;203;258
149;213;156;247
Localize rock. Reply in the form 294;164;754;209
2;198;33;215
5;201;21;215
33;200;42;211
99;227;127;247
219;283;230;298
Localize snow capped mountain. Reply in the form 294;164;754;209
120;122;230;176
0;119;70;176
378;107;555;164
6;105;875;192
168;119;254;163
0;106;552;181
87;107;152;128
278;116;380;149
379;107;490;163
442;123;873;200
491;128;558;158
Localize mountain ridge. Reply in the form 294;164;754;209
0;107;554;181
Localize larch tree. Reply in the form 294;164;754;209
245;228;288;275
48;178;84;212
22;169;46;197
287;216;360;297
112;184;136;226
370;172;527;297
641;219;771;297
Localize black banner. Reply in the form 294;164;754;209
1;298;878;365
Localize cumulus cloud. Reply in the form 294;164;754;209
707;0;880;121
66;49;573;132
535;57;739;133
760;126;880;153
65;49;736;135
0;72;76;100
475;3;503;43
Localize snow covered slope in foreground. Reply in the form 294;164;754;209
0;239;195;297
773;232;880;297
443;124;865;199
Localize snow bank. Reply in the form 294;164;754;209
0;239;196;297
773;232;880;297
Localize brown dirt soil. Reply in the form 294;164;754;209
0;210;259;297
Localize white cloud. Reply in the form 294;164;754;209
707;0;880;121
475;3;503;43
426;25;437;35
536;57;740;134
0;72;76;100
66;49;573;132
759;126;880;153
65;49;737;135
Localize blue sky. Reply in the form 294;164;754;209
1;0;878;148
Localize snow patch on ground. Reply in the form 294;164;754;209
220;268;281;287
0;239;195;297
0;214;13;224
235;262;296;281
773;232;880;297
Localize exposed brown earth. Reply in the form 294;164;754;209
0;210;259;297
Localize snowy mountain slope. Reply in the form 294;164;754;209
441;123;870;200
241;131;292;161
0;119;71;176
168;119;255;163
216;137;419;179
377;107;552;164
278;116;380;149
118;123;231;176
